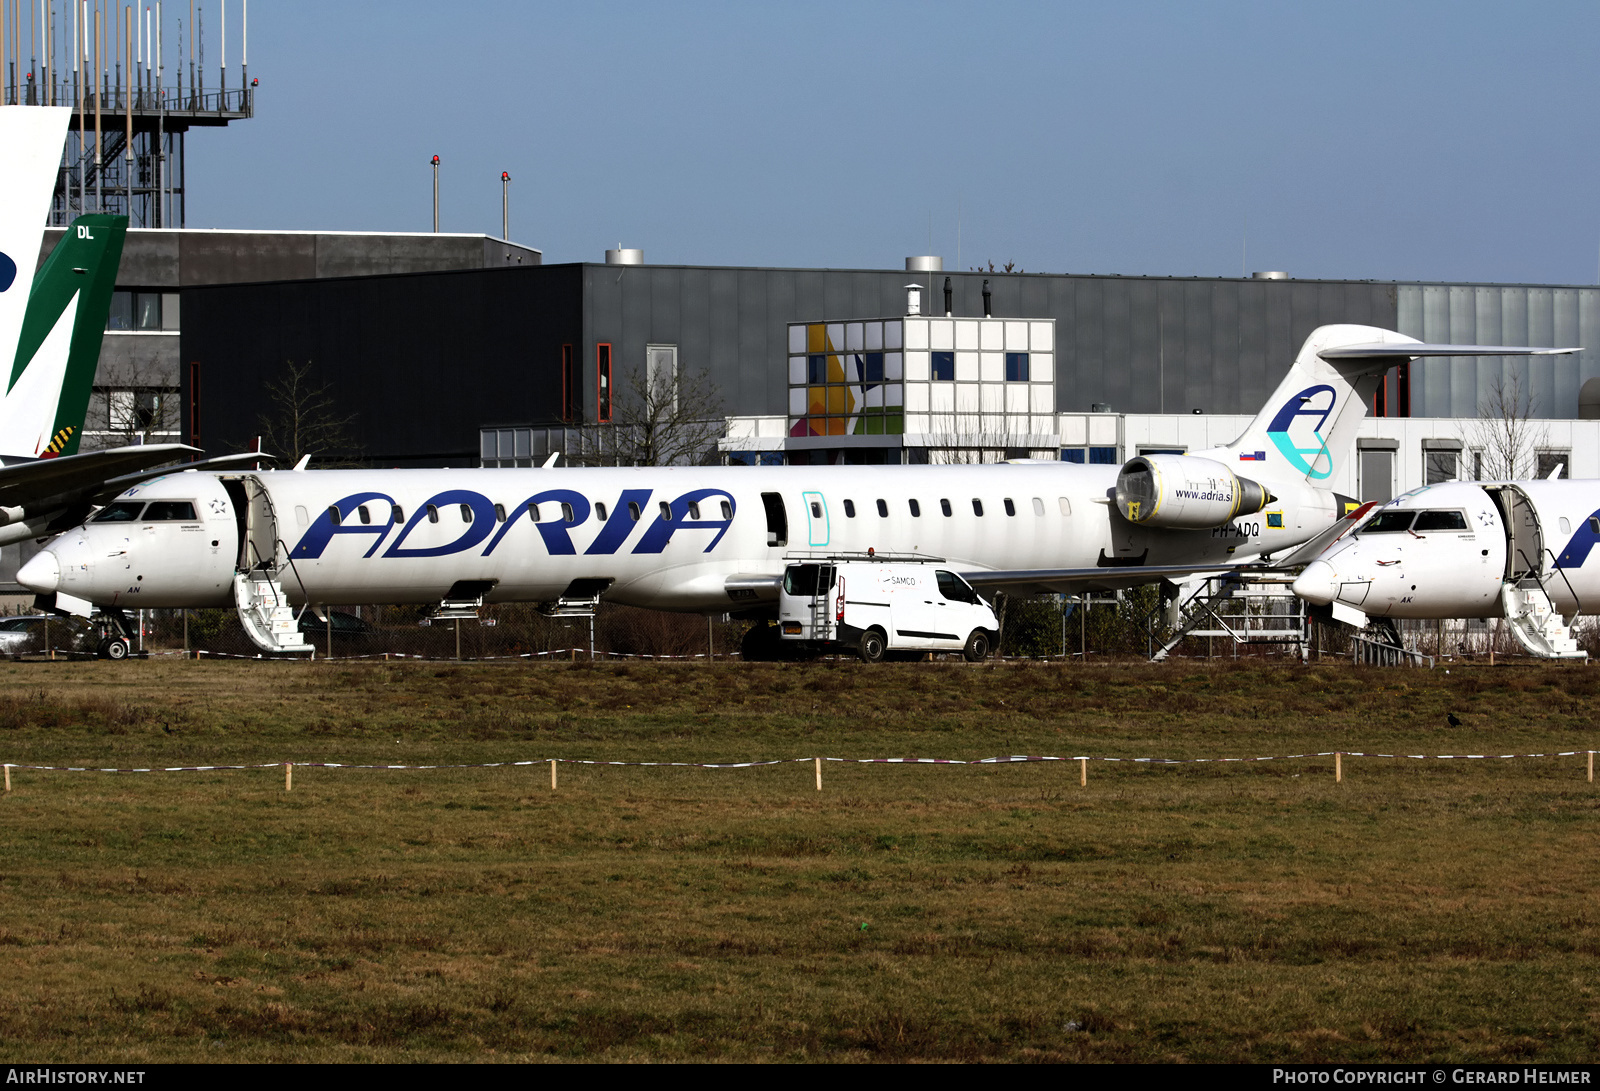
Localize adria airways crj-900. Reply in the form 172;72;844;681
16;325;1575;658
1292;477;1600;659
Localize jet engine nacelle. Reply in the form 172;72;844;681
1115;454;1273;529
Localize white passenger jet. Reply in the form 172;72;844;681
1292;477;1600;659
19;321;1576;658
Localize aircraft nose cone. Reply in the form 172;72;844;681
1293;559;1337;606
17;550;59;593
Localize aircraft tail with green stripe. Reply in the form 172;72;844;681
0;213;127;458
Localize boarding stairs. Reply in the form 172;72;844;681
233;572;312;654
1148;575;1309;661
1501;578;1587;660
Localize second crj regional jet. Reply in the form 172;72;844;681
16;324;1575;659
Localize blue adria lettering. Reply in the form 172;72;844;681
290;488;737;560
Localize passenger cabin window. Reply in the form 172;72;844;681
595;502;609;521
561;503;576;523
391;505;404;525
93;502;145;522
909;499;921;517
494;504;507;523
659;501;673;521
460;504;473;523
876;499;888;517
1591;516;1600;535
426;505;439;524
1004;498;1016;517
720;500;732;520
528;503;542;523
1058;497;1071;516
940;499;952;517
1032;497;1045;516
628;501;641;522
810;501;822;518
144;501;197;521
328;506;343;526
844;500;856;518
1363;511;1415;533
358;505;371;525
688;501;701;520
1413;510;1469;532
972;499;984;516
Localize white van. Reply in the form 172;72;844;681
778;555;999;663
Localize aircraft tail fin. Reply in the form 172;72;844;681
1204;325;1578;486
0;214;128;458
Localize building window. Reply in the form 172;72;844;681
1424;450;1457;485
1061;449;1085;463
561;344;579;422
596;343;613;423
1005;352;1029;381
1537;450;1570;479
106;290;167;331
932;351;955;381
1089;447;1118;464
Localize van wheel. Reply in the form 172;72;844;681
104;638;130;661
857;629;887;664
962;630;990;663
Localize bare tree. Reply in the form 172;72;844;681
257;360;362;466
1464;371;1547;480
924;408;1017;464
575;365;725;467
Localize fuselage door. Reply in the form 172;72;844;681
1489;485;1544;582
802;491;830;548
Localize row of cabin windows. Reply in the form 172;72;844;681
325;498;733;527
835;496;1071;519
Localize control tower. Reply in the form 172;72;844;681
3;0;254;227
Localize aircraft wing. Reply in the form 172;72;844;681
0;443;197;507
960;561;1264;592
85;450;278;505
1272;502;1378;569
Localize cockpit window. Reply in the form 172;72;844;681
1363;511;1416;533
144;501;198;521
1412;510;1469;532
93;502;145;522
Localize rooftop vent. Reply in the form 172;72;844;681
1250;270;1288;280
605;247;644;265
906;255;942;272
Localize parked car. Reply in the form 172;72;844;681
0;615;97;655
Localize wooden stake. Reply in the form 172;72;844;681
1079;757;1087;787
815;756;822;791
3;764;10;792
550;759;557;790
1589;751;1593;784
1335;752;1342;783
284;762;292;792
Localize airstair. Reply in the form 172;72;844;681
1148;575;1309;661
224;476;313;655
233;572;312;654
1501;579;1587;659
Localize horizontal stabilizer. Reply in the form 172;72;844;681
1319;343;1580;359
1273;501;1378;569
962;561;1256;591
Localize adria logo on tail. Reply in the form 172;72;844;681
1266;384;1337;479
0;251;16;293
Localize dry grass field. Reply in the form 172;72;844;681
0;656;1597;1062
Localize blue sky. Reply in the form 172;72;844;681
177;1;1600;283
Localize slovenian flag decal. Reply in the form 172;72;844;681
1239;451;1266;461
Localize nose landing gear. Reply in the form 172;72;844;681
92;609;135;661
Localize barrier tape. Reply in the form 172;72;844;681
1;750;1594;775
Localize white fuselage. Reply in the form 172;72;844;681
26;462;1341;613
1292;480;1600;619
